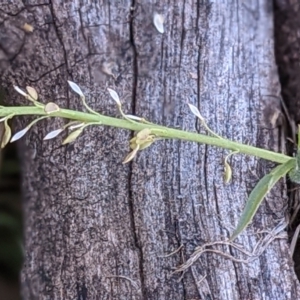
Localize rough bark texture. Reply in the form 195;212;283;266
0;0;300;299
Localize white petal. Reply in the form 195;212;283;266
125;114;142;121
187;103;204;121
10;127;29;143
14;86;28;97
153;13;164;34
107;88;121;105
43;128;64;140
67;81;84;97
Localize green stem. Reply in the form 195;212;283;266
0;106;291;164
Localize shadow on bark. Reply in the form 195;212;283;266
274;0;300;281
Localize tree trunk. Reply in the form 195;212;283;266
1;1;300;299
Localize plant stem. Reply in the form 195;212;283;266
0;106;291;164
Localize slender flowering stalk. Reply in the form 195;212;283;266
0;82;296;241
0;105;290;164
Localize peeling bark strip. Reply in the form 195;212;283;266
0;1;299;299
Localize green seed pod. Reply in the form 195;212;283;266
1;119;11;148
139;140;154;150
224;160;232;184
129;137;138;150
62;128;83;145
136;128;151;143
26;86;38;101
44;102;60;114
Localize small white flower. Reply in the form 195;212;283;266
10;127;30;143
43;128;64;140
107;88;121;106
153;12;164;34
187;103;204;121
125;115;142;121
68;81;84;97
14;86;28;97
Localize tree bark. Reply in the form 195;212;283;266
0;0;299;299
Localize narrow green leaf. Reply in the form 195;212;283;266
230;159;296;241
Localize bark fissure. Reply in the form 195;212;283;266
230;249;242;295
175;139;188;300
128;1;146;298
213;185;223;234
127;169;146;299
129;0;138;115
179;0;186;69
48;0;71;78
78;3;87;43
27;63;65;83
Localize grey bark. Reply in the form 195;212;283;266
0;0;299;299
